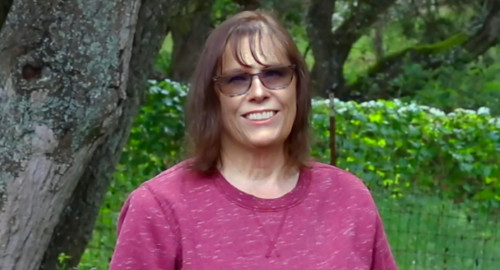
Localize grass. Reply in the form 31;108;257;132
375;193;500;270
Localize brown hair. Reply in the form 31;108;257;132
186;10;311;173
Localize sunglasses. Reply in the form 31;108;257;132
213;64;296;97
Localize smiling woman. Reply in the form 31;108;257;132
187;11;312;175
110;10;397;270
217;36;298;171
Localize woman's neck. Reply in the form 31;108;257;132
218;139;299;198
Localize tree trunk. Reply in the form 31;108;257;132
0;0;178;269
306;0;396;98
170;0;214;83
42;0;182;268
306;0;337;97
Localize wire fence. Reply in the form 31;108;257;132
374;192;500;270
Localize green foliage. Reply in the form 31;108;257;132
312;98;500;202
120;79;187;176
412;32;468;54
56;253;72;270
348;35;500;113
211;0;240;25
343;2;498;109
363;32;468;80
344;35;378;83
390;1;477;44
154;34;173;76
404;57;500;115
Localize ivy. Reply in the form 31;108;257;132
312;99;500;202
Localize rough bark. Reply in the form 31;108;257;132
306;0;396;98
348;0;500;101
0;0;178;269
170;0;214;83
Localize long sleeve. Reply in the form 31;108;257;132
110;184;181;270
371;212;398;270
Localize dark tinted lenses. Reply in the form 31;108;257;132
260;66;294;89
215;65;295;97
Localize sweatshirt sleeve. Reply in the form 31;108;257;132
371;212;398;270
110;184;181;270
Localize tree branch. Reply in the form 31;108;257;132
464;0;500;56
306;0;396;97
170;0;214;83
347;0;500;101
332;0;396;47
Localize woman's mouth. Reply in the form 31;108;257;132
244;110;277;121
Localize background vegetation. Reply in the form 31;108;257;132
76;0;499;269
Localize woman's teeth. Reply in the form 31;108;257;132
246;111;275;120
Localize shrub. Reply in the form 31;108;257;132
312;99;500;202
399;58;500;115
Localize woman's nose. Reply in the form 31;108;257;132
247;75;269;102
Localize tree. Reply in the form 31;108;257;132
166;0;498;101
168;0;260;83
167;0;303;83
306;0;397;98
0;0;178;269
170;0;215;83
348;0;500;100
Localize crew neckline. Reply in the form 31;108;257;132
213;167;311;212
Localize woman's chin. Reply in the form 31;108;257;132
245;137;286;150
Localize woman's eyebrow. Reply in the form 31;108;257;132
221;63;286;74
221;68;248;74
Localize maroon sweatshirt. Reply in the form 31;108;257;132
110;161;397;270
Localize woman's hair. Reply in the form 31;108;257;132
185;10;311;173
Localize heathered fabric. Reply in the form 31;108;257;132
110;161;397;270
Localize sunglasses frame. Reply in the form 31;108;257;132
213;64;296;97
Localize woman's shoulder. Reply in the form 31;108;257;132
305;162;378;212
129;160;214;205
308;161;364;182
306;161;372;197
147;159;195;182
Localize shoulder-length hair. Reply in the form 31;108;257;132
185;10;311;174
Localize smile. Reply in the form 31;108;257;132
244;110;277;121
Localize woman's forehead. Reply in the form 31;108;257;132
221;35;289;71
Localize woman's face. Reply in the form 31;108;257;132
217;36;297;152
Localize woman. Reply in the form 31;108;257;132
110;10;397;270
